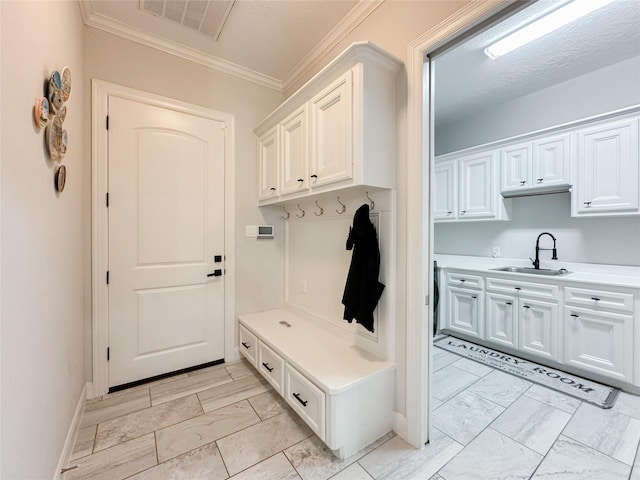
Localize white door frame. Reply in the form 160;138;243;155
91;80;236;398
403;1;509;447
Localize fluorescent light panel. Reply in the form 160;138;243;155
485;0;617;59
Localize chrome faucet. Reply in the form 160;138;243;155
530;232;557;269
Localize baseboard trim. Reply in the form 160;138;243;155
391;411;408;443
53;383;88;480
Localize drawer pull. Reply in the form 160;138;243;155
460;210;466;215
515;287;521;291
520;180;527;185
506;302;512;305
471;295;477;299
446;211;452;216
241;342;250;349
523;305;530;309
292;392;308;407
570;313;579;318
262;362;273;372
591;297;601;302
536;178;544;183
460;279;465;283
584;201;592;206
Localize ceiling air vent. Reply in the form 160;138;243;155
140;0;235;40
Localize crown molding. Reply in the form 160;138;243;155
282;0;385;96
79;2;284;92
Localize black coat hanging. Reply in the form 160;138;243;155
342;204;385;333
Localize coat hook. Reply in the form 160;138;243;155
314;200;324;216
296;203;305;218
365;191;375;210
336;196;346;214
281;206;290;220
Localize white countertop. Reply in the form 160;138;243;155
434;254;640;289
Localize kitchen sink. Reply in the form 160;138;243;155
491;266;571;276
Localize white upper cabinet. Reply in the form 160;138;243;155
257;126;279;201
310;70;353;188
459;151;497;219
255;43;401;206
500;134;571;195
572;116;639;216
433;159;457;220
280;106;309;196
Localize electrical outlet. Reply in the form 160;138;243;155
492;247;501;258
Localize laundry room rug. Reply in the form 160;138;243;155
434;336;619;409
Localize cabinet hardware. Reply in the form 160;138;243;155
520;180;527;185
584;201;592;206
293;392;308;407
523;305;530;309
270;187;276;191
460;210;466;215
536;178;544;183
506;302;512;305
262;362;273;372
460;279;465;283
297;178;304;183
570;313;579;318
446;211;452;216
591;297;601;302
241;342;250;349
515;287;521;291
310;174;318;180
471;295;477;299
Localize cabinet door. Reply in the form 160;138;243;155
519;299;557;361
564;307;633;382
280;106;309;195
575;117;639;215
459;152;496;219
485;293;517;349
445;287;483;338
310;70;353;188
258;126;279;201
434;160;457;220
501;143;531;192
532;134;570;187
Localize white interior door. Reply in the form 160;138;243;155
108;96;226;388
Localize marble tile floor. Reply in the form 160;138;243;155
64;350;640;480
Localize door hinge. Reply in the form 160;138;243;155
107;347;110;361
106;192;109;207
106;115;109;130
106;271;109;285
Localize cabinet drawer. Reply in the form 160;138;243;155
564;286;634;313
486;277;559;301
285;365;326;440
445;271;484;290
239;324;258;366
257;341;285;394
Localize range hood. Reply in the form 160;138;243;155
501;183;572;198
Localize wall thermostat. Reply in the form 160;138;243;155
257;225;274;238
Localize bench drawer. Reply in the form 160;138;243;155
257;341;285;394
238;323;258;366
285;364;326;440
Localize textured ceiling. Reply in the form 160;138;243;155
434;0;640;127
83;0;360;84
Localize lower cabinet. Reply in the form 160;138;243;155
519;298;557;361
485;293;517;349
564;306;634;382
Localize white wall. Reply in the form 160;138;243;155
435;55;640;155
1;2;85;478
82;28;285;377
435;193;640;266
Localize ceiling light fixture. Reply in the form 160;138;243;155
484;0;617;59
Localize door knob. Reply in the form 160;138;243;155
207;269;223;277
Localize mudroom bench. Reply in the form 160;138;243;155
238;309;395;459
